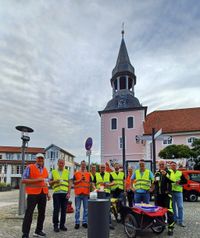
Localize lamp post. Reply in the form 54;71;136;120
16;125;34;216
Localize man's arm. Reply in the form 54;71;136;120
21;166;44;184
131;173;136;191
161;169;176;183
149;171;154;192
179;174;187;185
48;172;60;186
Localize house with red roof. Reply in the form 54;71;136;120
144;108;200;163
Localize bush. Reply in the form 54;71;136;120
0;182;7;188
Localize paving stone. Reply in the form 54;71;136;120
0;190;199;238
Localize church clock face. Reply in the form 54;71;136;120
118;97;127;108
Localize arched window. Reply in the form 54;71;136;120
119;76;126;89
111;118;117;130
127;116;134;129
128;77;132;90
114;80;117;90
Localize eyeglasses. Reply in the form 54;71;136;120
159;164;165;165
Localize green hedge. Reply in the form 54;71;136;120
0;182;11;188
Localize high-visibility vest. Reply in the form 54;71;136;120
74;171;90;195
171;170;183;192
135;169;151;191
125;175;132;190
52;169;69;193
25;164;48;195
111;171;124;191
90;173;95;182
96;172;111;193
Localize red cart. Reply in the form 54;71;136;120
123;204;168;238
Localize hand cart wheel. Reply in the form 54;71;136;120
124;213;138;238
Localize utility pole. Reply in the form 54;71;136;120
122;128;126;175
152;128;156;173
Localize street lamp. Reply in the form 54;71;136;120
16;125;34;216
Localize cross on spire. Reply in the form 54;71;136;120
121;22;125;38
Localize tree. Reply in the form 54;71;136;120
159;144;192;160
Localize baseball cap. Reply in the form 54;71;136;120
35;153;45;159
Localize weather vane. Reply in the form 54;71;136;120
121;22;125;38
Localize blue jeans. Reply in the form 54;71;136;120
75;194;88;225
134;192;150;204
172;192;184;224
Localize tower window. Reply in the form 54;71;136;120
114;80;117;90
128;77;132;90
127;116;134;128
111;118;117;130
120;76;126;89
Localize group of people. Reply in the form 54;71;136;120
21;154;187;238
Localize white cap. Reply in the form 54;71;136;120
35;153;45;159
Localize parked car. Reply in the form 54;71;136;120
181;170;200;202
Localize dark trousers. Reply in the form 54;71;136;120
53;193;68;228
22;193;47;235
127;190;134;207
155;194;175;230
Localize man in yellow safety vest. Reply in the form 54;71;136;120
170;161;187;227
111;163;125;200
131;159;154;204
49;159;71;233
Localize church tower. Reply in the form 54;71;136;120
99;32;147;164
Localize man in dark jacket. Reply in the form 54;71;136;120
154;160;176;236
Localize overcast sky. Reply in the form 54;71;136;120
0;0;200;163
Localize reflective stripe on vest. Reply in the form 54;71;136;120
74;171;90;195
25;164;48;195
96;172;111;193
111;171;124;191
135;169;151;191
171;170;183;192
52;169;69;193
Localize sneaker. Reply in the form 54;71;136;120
22;234;29;238
168;230;173;236
33;231;46;237
179;223;186;227
109;224;115;230
82;223;88;228
60;226;68;231
54;227;60;232
74;224;80;229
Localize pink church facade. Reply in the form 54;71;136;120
100;109;146;164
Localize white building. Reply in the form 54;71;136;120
0;144;75;187
45;144;75;178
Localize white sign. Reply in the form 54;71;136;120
154;129;162;139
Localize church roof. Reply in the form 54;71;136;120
144;107;200;135
112;38;135;78
103;94;141;111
